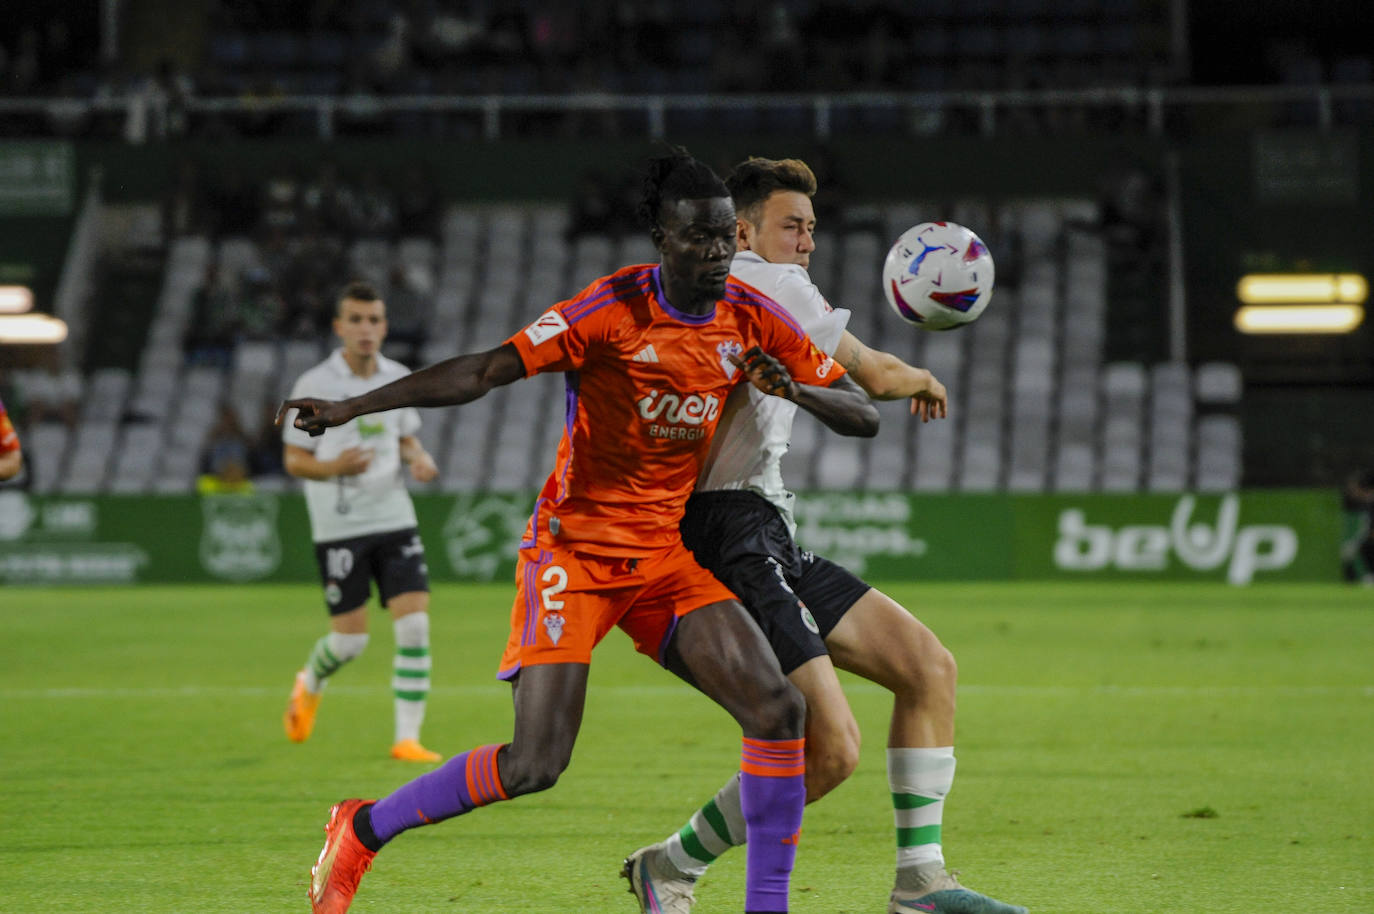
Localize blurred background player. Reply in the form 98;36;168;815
280;281;442;763
281;149;879;914
623;157;1026;914
0;393;22;481
1340;468;1374;584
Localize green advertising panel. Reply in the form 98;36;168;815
0;489;1342;587
793;491;1014;581
0;490;316;585
0;141;75;216
1010;490;1341;584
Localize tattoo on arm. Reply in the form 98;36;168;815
838;341;863;374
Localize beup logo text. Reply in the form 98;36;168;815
1053;494;1298;585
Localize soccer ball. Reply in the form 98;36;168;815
882;222;995;330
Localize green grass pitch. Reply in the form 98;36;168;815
3;582;1371;913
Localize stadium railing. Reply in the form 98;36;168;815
1;83;1372;140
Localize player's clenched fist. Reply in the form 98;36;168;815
728;346;798;400
275;397;357;437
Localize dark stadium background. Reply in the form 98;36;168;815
0;0;1371;585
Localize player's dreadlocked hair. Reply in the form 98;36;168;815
637;146;730;230
726;157;818;226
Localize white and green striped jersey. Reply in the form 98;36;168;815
698;251;851;534
282;349;421;543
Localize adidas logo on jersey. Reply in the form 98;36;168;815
632;344;659;363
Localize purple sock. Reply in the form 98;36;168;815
369;743;506;843
739;737;806;913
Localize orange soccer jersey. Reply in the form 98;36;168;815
0;396;18;455
505;263;845;557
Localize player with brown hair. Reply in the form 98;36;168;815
280;281;442;763
622;157;1026;914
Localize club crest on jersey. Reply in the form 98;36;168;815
543;611;565;645
717;340;743;379
524;309;569;346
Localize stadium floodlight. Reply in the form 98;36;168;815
0;313;68;343
1233;304;1365;335
0;285;33;314
1236;273;1368;305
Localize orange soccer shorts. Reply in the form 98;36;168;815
496;538;736;680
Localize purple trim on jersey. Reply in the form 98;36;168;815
565;269;653;324
494;547;551;679
652;265;717;325
564;372;579;437
724;286;807;338
521;497;547;550
550;371;580;503
565;288;621;325
519;550;549;648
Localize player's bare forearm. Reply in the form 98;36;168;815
837;331;932;400
283;444;368;480
0;449;22;480
834;332;946;421
279;344;525;436
398;435;425;464
282;447;332;480
351;346;521;411
791;374;879;438
864;354;933;400
399;435;439;482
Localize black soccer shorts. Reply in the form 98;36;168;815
680;490;871;675
312;527;430;616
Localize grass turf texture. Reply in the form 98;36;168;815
3;582;1370;913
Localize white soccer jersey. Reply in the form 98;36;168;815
698;250;852;532
281;349;422;543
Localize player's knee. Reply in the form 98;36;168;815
926;641;958;698
748;678;807;739
498;743;569;797
804;733;859;800
327;631;369;662
893;635;957;706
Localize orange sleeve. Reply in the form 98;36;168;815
762;311;845;389
504;278;616;377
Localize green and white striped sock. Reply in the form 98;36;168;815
889;746;956;890
665;773;746;877
302;632;369;692
392;613;431;743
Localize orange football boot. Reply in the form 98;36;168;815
389;739;442;763
309;799;377;914
284;671;321;743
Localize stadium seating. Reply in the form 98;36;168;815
21;194;1244;496
174;0;1177;115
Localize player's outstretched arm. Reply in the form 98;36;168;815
730;347;878;438
832;330;948;422
278;343;526;437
